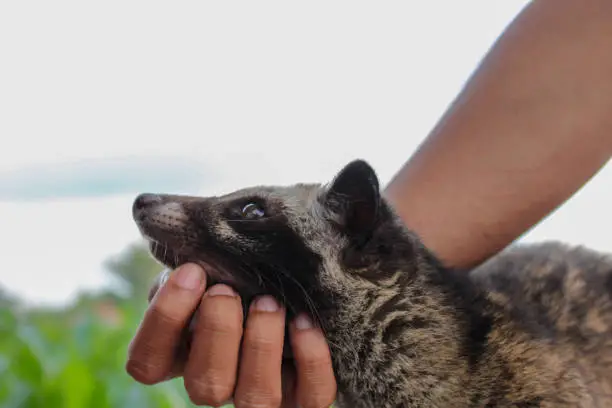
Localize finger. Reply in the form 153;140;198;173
234;296;286;408
126;263;207;385
144;269;190;382
183;284;244;406
163;308;203;381
290;314;337;408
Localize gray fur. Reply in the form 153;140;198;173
133;160;612;407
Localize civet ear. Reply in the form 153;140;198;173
323;159;380;237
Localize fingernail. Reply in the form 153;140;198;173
206;284;237;297
173;264;203;290
252;295;280;313
294;313;314;330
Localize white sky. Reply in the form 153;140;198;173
1;1;610;307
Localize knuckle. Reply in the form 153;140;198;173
197;301;243;335
148;301;190;327
185;378;233;407
301;352;332;374
234;390;282;408
125;358;165;385
246;337;279;357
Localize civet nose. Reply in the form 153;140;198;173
133;193;162;216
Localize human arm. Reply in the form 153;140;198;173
385;0;612;269
125;1;612;407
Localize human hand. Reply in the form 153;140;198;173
126;263;337;407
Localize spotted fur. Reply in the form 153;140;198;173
133;159;612;407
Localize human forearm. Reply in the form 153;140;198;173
385;0;612;269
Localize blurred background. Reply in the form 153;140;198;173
1;1;611;407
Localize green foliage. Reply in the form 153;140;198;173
0;244;231;408
0;300;197;407
104;241;163;303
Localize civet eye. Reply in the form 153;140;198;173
241;203;265;219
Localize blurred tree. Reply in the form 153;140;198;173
0;285;19;308
0;242;203;408
103;242;162;305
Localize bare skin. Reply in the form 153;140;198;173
126;0;612;406
385;0;612;268
126;264;337;408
